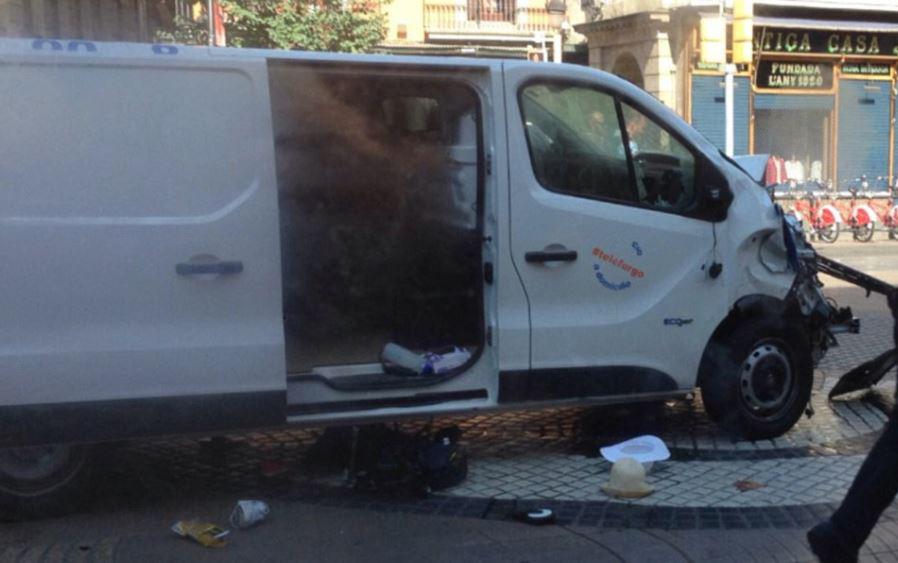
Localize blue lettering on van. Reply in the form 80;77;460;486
593;264;631;291
152;45;179;55
663;318;693;327
631;241;643;256
32;39;64;51
67;41;97;52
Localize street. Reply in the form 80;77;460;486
2;238;898;562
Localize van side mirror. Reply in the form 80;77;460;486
696;156;732;222
702;185;730;222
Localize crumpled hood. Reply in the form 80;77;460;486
733;154;769;185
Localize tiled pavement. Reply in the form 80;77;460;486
110;360;895;526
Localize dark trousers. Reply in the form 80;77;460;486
829;400;898;552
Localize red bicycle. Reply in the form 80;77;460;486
883;183;898;240
795;188;841;243
845;177;878;242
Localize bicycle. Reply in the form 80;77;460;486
844;176;879;242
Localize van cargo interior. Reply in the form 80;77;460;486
268;63;484;388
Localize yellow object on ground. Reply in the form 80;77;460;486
171;520;230;548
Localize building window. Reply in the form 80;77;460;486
753;96;833;187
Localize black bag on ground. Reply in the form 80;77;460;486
347;425;468;494
416;427;468;491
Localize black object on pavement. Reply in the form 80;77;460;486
512;508;557;526
306;424;467;496
829;348;898;400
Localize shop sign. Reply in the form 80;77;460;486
753;28;898;56
693;61;749;72
841;63;891;76
756;60;833;90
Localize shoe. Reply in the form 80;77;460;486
807;522;858;563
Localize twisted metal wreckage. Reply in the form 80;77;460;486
816;254;898;399
781;206;898;399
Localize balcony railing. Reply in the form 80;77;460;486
467;0;515;24
424;0;554;33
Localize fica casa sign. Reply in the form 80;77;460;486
753;28;898;56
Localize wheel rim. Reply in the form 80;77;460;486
0;445;83;496
820;223;838;242
739;342;794;419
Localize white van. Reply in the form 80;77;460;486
0;38;850;514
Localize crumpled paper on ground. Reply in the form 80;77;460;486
171;520;230;548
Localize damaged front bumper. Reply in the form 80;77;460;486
777;214;857;363
781;213;896;398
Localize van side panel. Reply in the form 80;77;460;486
0;53;286;445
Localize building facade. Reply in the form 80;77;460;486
577;0;898;186
0;0;594;61
378;0;592;62
0;0;192;42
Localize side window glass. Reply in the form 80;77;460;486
520;84;636;203
621;103;697;212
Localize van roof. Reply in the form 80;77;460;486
0;37;506;71
0;37;722;159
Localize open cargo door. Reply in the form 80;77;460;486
270;58;496;421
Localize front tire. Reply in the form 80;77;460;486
0;444;93;519
700;317;813;440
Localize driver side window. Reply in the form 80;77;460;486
520;84;637;203
620;103;697;212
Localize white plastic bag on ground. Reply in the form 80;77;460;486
599;435;670;464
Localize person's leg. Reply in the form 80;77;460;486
809;402;898;561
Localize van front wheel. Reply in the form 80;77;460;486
0;444;93;518
700;317;812;440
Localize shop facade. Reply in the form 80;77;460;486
578;5;898;188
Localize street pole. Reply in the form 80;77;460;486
720;0;733;156
724;63;735;156
207;0;215;46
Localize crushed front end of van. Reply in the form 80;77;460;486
697;198;858;439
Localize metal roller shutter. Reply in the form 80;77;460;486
837;79;890;185
754;95;834;111
690;75;749;155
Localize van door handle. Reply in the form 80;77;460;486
176;260;244;276
525;249;578;263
